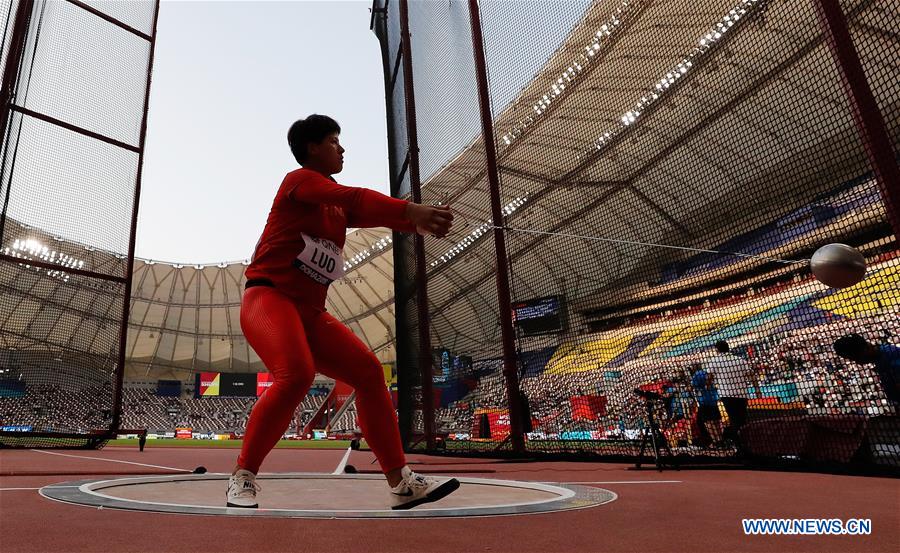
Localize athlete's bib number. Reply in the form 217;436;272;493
293;233;345;285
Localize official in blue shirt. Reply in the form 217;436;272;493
690;365;724;445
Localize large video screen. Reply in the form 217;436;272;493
432;348;451;382
156;379;181;397
196;372;269;398
0;379;26;398
197;372;220;397
221;373;256;397
511;295;566;336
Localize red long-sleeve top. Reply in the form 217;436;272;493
245;168;414;310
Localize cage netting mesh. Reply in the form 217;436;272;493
0;0;157;448
374;0;900;470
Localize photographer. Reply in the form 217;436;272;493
833;334;900;405
662;370;693;448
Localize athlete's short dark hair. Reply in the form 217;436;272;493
288;114;340;164
715;340;729;353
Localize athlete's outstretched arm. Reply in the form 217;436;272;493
348;204;454;237
346;211;417;233
287;169;408;223
287;170;452;236
348;206;453;236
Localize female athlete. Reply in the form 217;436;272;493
226;114;457;510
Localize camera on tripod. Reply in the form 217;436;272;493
633;388;661;401
632;387;678;471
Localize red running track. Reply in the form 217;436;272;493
0;446;897;553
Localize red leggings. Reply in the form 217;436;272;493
237;286;406;474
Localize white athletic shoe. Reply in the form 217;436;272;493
389;466;460;510
226;469;260;508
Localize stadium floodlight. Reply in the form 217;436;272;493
344;235;394;272
500;0;634;150
4;237;85;282
430;198;528;269
585;0;764;157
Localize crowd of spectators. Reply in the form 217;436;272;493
4;305;895;441
0;385;328;435
754;311;899;415
0;383;111;433
329;405;359;433
432;274;899;449
3;252;896;448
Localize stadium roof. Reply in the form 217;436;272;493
1;219;397;380
368;0;893;357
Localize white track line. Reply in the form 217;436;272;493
30;449;187;472
541;480;682;485
1;486;80;491
332;446;352;475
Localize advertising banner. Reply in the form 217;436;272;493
471;408;510;441
0;425;32;432
256;372;273;396
382;363;396;387
570;395;608;420
199;372;220;397
175;427;192;439
560;430;605;440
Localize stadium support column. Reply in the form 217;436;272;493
813;0;900;241
399;0;436;449
468;0;526;454
112;0;161;433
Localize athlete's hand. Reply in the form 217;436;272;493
405;203;453;238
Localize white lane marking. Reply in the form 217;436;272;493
332;446;352;475
29;449;187;472
540;480;682;484
1;486;80;491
